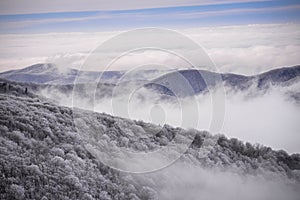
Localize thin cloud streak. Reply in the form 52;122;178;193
1;4;299;31
0;14;112;29
179;4;300;19
0;0;269;15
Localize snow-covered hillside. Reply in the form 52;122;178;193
1;80;300;199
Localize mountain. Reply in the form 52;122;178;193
256;65;300;88
145;65;300;97
1;64;299;102
0;63;163;85
0;63;124;84
1;63;299;91
1;80;300;199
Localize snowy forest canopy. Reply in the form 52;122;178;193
0;79;300;200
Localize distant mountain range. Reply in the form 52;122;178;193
0;63;299;99
0;63;124;84
145;65;300;97
0;63;163;85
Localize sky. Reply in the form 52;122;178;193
0;0;299;73
0;0;299;33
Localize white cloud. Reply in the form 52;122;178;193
175;4;300;19
0;31;114;71
144;163;300;200
41;78;300;153
0;0;268;15
208;45;300;74
183;23;300;74
0;15;112;30
0;23;299;75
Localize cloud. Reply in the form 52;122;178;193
40;76;300;153
0;0;268;15
208;45;300;74
0;23;299;75
0;31;113;71
183;23;300;75
173;4;300;19
138;162;300;200
2;4;299;30
1;3;299;33
0;15;112;30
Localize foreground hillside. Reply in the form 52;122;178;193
1;83;300;200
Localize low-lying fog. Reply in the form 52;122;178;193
40;82;300;153
130;162;300;200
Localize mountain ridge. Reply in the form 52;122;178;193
1;63;299;86
145;65;300;97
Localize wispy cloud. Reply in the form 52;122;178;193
0;0;269;15
0;14;112;29
177;4;300;19
1;1;299;33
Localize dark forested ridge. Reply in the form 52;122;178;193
1;80;300;199
1;64;299;91
146;65;300;97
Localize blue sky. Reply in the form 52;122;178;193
0;0;299;33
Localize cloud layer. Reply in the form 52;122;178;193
39;78;300;153
0;23;299;75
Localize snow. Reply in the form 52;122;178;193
0;81;300;199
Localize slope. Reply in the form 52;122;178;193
0;81;300;200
